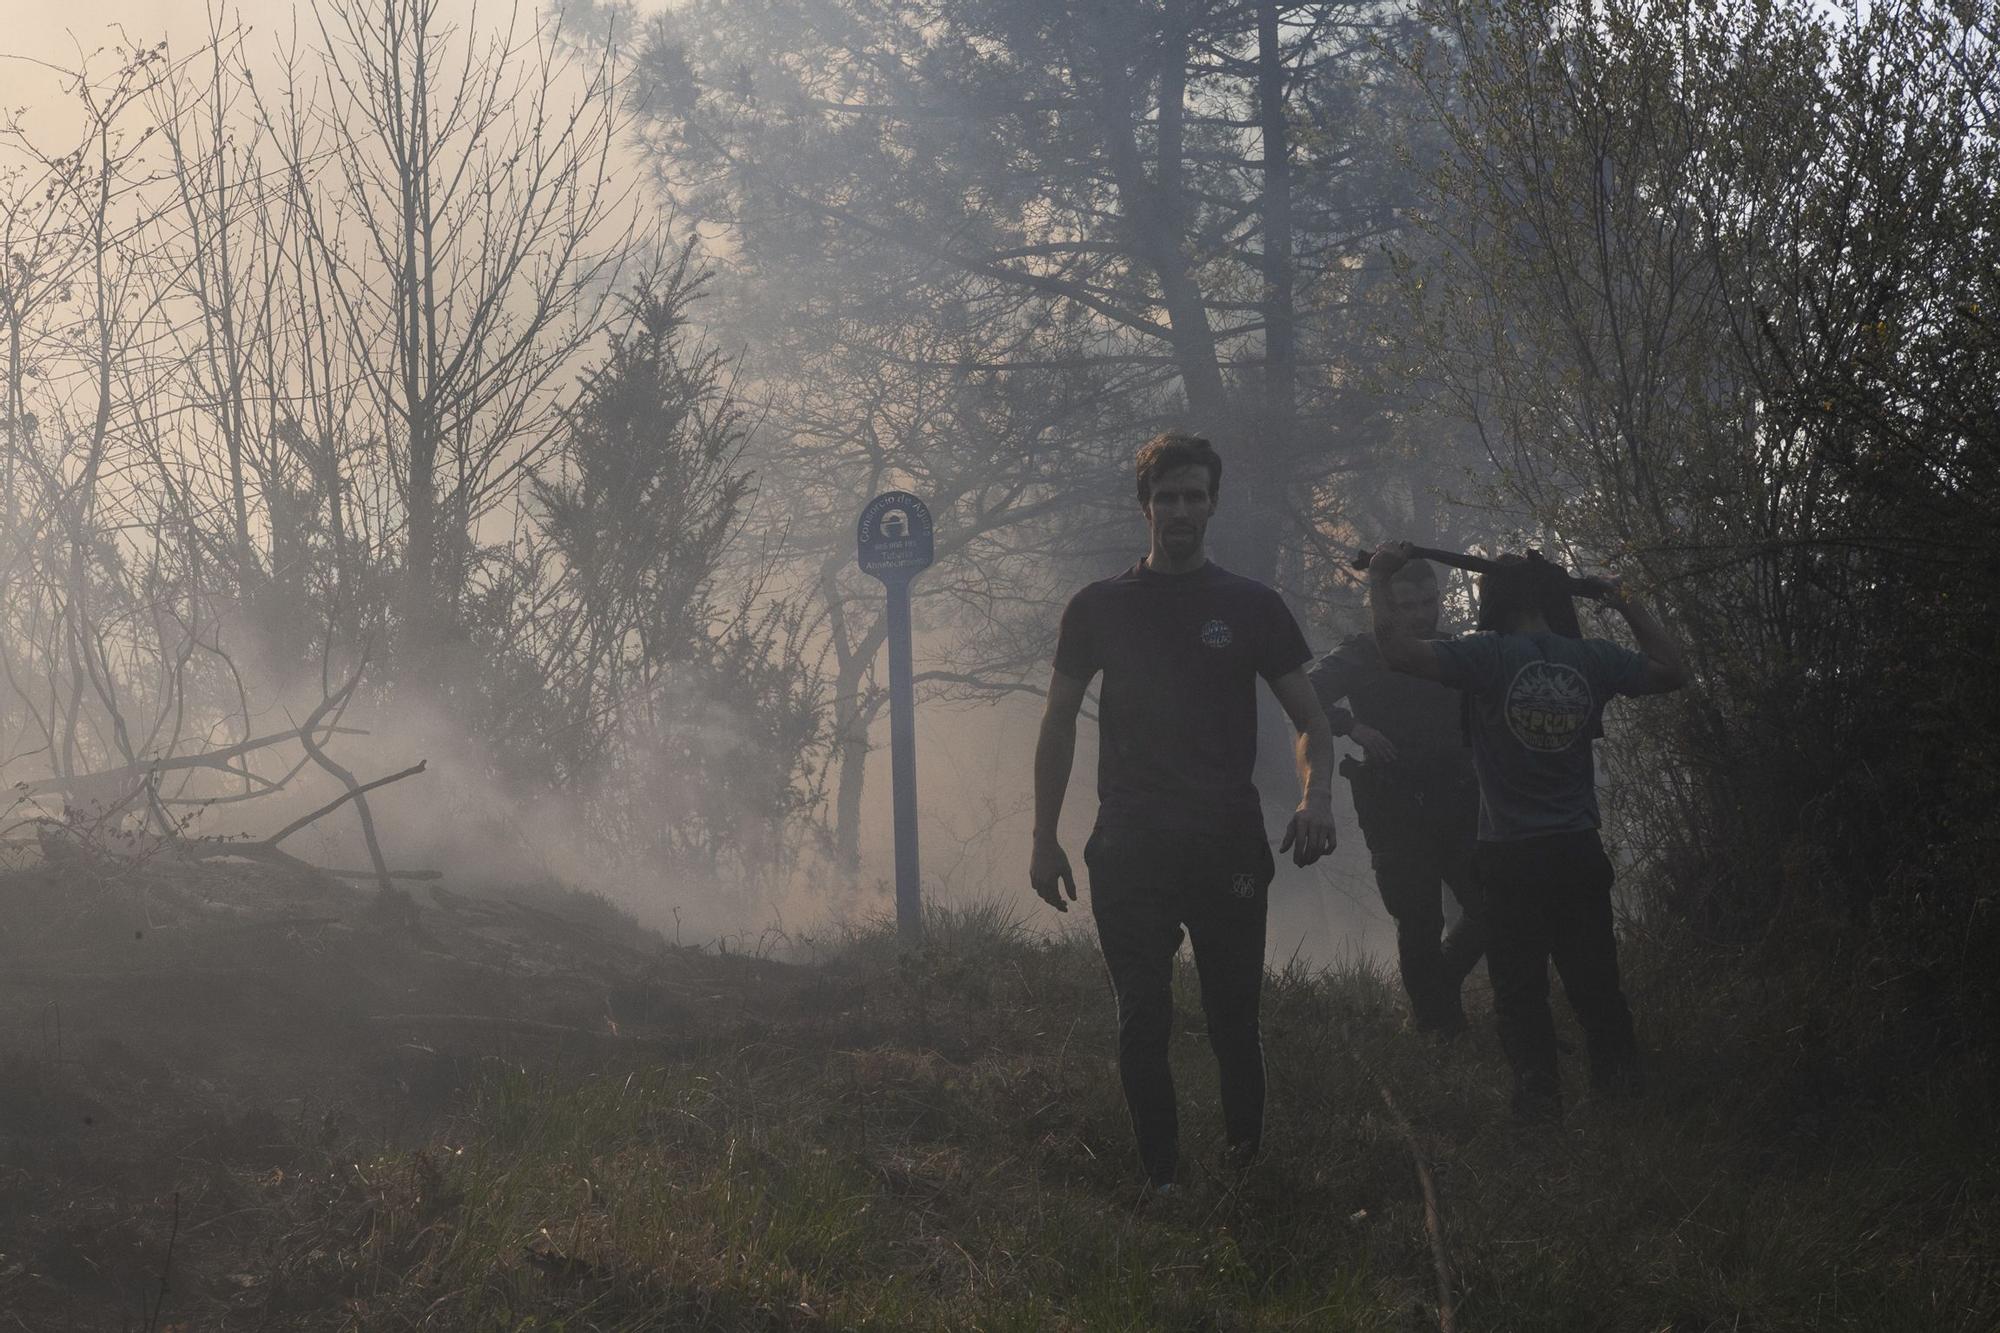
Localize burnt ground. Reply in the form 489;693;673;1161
0;853;807;1331
5;853;1992;1330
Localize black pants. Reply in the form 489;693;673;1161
1085;825;1273;1188
1350;767;1485;1033
1475;830;1638;1115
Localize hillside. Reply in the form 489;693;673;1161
1;858;1992;1330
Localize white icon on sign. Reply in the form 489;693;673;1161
880;509;911;538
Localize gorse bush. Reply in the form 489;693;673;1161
1405;0;1999;972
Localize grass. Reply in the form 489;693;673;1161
118;899;2000;1329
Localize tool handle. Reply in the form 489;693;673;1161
1351;545;1613;599
1349;544;1500;574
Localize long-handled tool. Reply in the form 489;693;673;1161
1350;544;1612;600
1352;544;1619;654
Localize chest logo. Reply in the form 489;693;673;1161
1200;619;1234;649
1503;660;1594;753
1228;872;1258;899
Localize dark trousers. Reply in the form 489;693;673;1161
1351;767;1486;1033
1475;830;1638;1115
1085;825;1273;1188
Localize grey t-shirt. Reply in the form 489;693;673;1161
1430;630;1649;842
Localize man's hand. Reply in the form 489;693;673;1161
1349;722;1399;765
1029;837;1078;912
1584;573;1630;611
1278;794;1338;867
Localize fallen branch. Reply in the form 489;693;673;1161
291;671;397;897
19;723;368;795
20;662;440;892
266;760;427;846
1377;1082;1457;1333
17;827;443;884
158;769;286;807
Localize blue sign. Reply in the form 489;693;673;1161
856;491;934;581
855;490;933;943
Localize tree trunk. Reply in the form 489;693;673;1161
831;693;876;872
821;551;889;872
1248;0;1304;821
1252;0;1297;574
1098;4;1230;433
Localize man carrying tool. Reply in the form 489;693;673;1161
1308;556;1484;1038
1028;432;1339;1195
1364;541;1688;1120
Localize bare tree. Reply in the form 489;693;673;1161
775;298;1153;866
254;0;644;689
0;38;198;796
0;37;416;877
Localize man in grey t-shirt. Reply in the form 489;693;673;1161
1364;542;1689;1119
1308;559;1484;1038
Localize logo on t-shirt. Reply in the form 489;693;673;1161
1200;619;1233;649
1504;660;1594;752
1228;871;1257;898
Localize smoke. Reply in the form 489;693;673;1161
0;0;1416;974
855;679;1399;966
120;674;853;950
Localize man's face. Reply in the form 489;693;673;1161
1385;576;1442;637
1141;463;1216;560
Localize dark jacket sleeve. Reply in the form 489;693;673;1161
1305;648;1356;736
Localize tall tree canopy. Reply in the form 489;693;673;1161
639;0;1423;576
630;0;1433;853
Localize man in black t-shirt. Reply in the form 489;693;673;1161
1029;433;1339;1195
1308;558;1485;1037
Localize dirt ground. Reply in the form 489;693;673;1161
0;852;806;1330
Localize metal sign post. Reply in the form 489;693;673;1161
856;491;935;944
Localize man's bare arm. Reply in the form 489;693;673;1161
1030;669;1089;910
1599;578;1689;693
1267;668;1338;866
1368;542;1444;680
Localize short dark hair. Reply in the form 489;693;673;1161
1367;557;1438;608
1386;558;1438;590
1135;432;1221;506
1475;553;1582;637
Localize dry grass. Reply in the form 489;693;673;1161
246;905;2000;1330
2;877;1994;1330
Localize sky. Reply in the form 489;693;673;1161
4;1;554;140
6;1;321;77
6;0;491;61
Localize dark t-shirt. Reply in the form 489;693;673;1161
1430;630;1649;841
1053;560;1312;840
1307;632;1473;787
